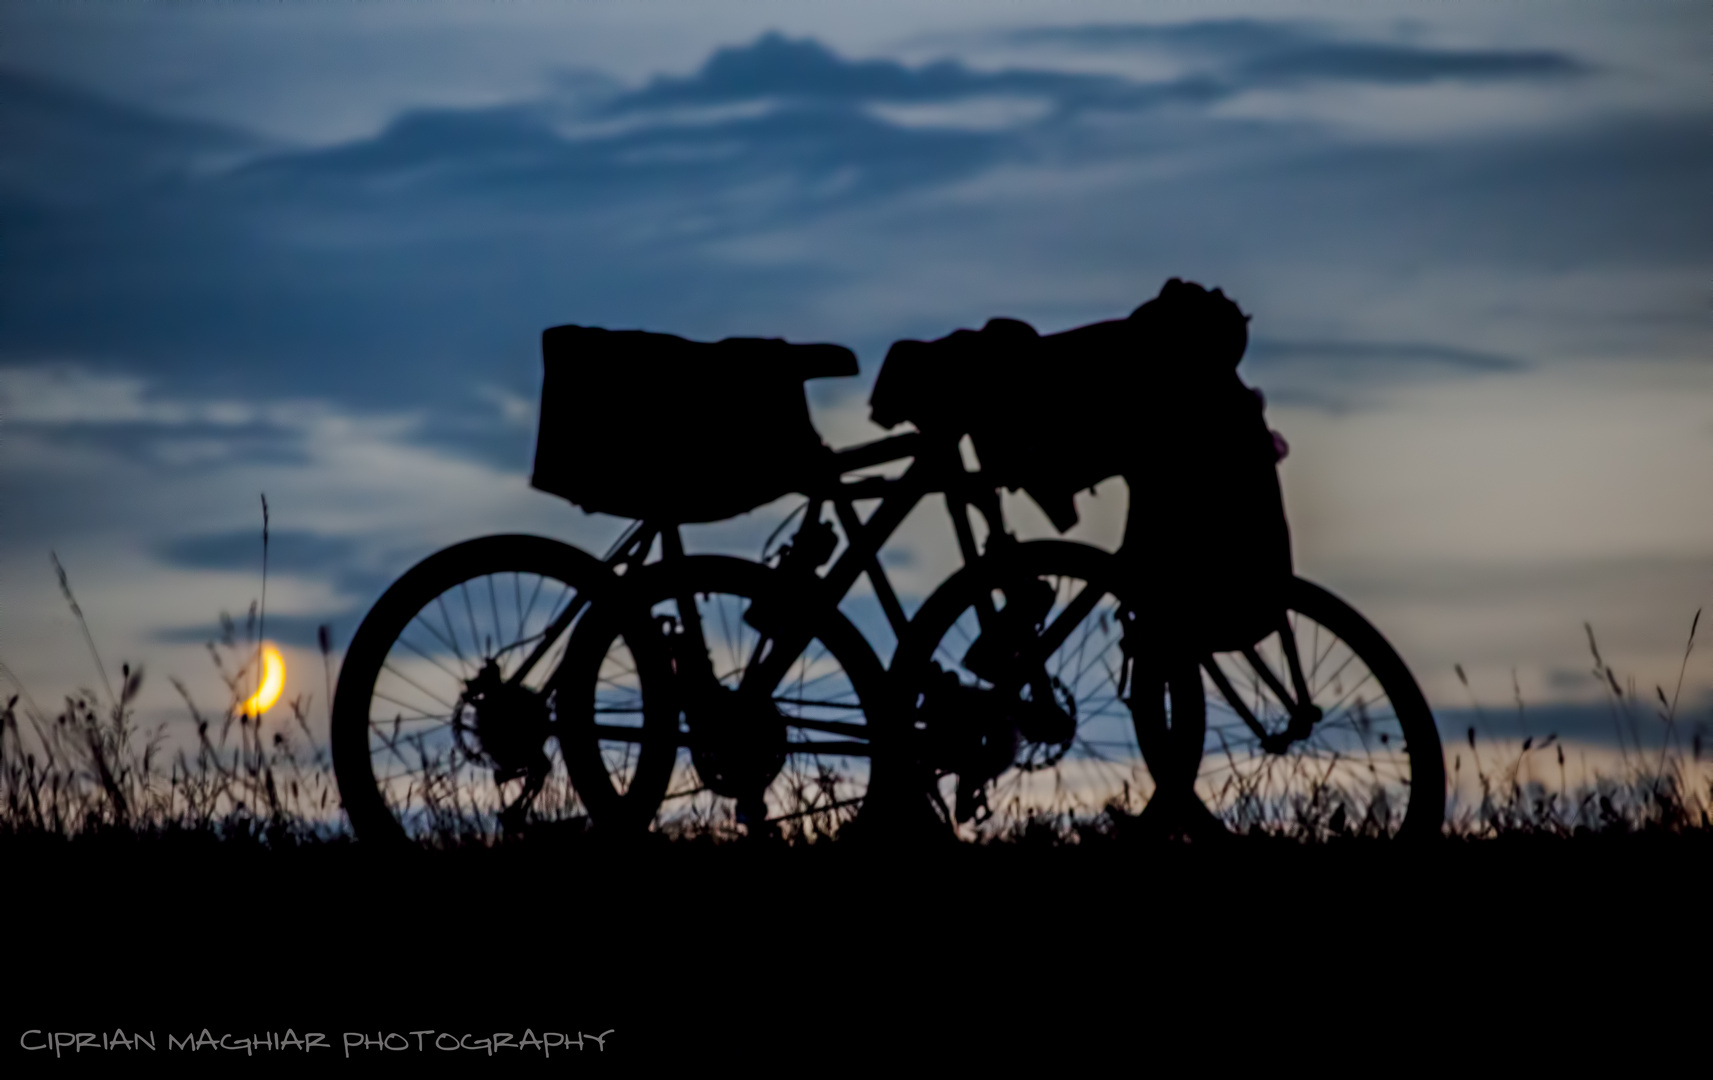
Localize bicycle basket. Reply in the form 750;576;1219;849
531;325;857;523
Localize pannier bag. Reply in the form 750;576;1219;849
870;278;1292;652
532;325;857;524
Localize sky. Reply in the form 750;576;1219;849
1;0;1709;780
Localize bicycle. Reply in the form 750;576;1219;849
330;327;934;843
331;321;1445;845
330;405;1035;842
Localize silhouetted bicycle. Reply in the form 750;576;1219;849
331;317;1444;845
331;405;1068;842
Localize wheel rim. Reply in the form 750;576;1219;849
569;557;879;840
351;559;607;840
1193;593;1433;837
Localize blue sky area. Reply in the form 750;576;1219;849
1;1;1708;771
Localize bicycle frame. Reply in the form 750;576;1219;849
500;429;1016;705
505;424;1324;771
478;420;1346;838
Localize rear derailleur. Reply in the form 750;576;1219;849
915;663;1077;825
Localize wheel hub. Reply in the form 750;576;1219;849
1260;704;1323;755
456;661;552;782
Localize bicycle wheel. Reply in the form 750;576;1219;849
331;534;670;843
1189;577;1445;838
559;555;887;840
891;540;1204;839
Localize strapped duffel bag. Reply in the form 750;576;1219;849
869;278;1293;652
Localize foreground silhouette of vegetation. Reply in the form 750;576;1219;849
4;636;1706;853
3;573;1704;1063
3;550;1706;852
4;570;1700;1069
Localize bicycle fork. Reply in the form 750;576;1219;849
1199;619;1322;755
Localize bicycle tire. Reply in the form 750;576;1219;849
1190;577;1445;839
888;540;1205;839
331;534;665;843
558;555;889;838
893;545;1446;840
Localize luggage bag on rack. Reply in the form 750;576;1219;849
531;325;858;524
869;278;1293;651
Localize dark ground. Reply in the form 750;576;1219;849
3;831;1707;1071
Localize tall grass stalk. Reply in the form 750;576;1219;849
1;551;1707;848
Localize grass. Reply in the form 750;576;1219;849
6;537;1701;1066
3;561;1704;1061
2;530;1708;852
2;532;342;850
1438;613;1710;840
0;623;342;850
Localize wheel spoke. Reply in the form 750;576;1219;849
333;539;622;841
896;548;1439;841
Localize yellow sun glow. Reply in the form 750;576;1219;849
243;645;286;717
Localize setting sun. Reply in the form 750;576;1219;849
243;645;286;717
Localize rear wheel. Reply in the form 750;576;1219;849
890;541;1204;840
559;555;888;840
331;535;665;843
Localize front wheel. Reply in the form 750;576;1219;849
893;545;1445;841
889;540;1205;839
1188;577;1445;839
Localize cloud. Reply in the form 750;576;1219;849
153;612;349;651
0;68;267;204
1251;339;1523;372
155;528;357;576
609;32;1100;110
0;364;355;472
1;18;1708;732
0;25;1699;478
604;32;1244;123
1002;19;1311;54
1000;19;1587;87
149;529;391;649
1434;701;1703;752
1237;43;1584;86
1238;339;1527;412
0;363;324;428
